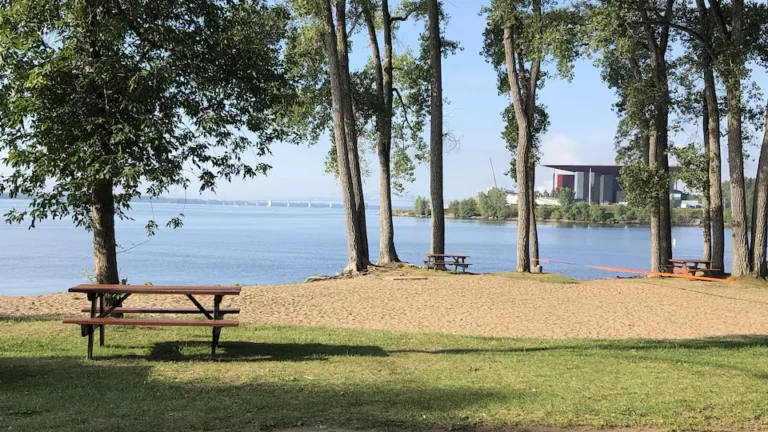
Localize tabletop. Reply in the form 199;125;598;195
669;259;711;264
68;284;242;296
426;254;469;258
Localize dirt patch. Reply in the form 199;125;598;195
2;275;768;339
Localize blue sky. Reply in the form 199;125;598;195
2;0;765;203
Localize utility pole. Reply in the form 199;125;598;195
489;158;498;189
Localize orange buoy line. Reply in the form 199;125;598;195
531;258;738;283
587;265;738;283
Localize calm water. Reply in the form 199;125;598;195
0;199;732;296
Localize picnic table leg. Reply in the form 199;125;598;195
98;293;105;347
211;295;222;358
87;293;96;360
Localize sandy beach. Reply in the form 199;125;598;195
2;274;767;339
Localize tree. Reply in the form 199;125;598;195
0;0;292;286
286;0;375;272
427;0;445;257
588;0;675;273
414;195;431;217
557;187;576;209
641;0;768;276
751;103;768;278
483;0;580;272
458;198;479;218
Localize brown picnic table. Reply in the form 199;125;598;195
424;254;472;272
62;284;240;359
667;259;719;277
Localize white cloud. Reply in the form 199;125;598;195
540;134;588;165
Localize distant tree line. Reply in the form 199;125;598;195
416;187;725;226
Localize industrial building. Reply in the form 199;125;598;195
545;165;625;204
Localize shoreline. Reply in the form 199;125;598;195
392;210;706;227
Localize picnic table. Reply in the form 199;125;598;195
667;259;719;277
424;254;472;272
62;284;240;359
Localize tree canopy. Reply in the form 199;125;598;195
0;0;293;233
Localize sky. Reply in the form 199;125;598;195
1;0;765;203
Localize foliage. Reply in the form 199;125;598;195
671;144;707;195
588;203;607;223
618;164;671;209
0;0;292;232
413;195;431;217
478;188;513;219
287;0;459;196
458;198;480;218
556;187;575;208
482;0;583;184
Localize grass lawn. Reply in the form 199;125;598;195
495;272;580;284
1;319;767;431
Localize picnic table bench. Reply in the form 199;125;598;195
424;254;472;272
667;259;720;277
62;284;240;359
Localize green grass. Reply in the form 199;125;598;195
496;271;580;284
1;321;767;431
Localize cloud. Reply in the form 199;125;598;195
539;134;589;165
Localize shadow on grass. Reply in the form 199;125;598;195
91;341;390;362
391;335;768;355
0;356;509;431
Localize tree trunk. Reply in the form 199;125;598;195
702;63;724;272
529;165;540;272
335;0;370;265
750;104;768;278
363;1;399;265
92;179;119;285
726;83;750;276
427;0;445;256
647;45;672;273
503;26;531;272
321;0;365;273
702;96;712;262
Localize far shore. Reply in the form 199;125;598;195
392;209;707;227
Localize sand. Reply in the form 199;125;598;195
2;275;768;339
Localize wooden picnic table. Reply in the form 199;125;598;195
62;284;240;359
424;254;472;272
668;259;718;277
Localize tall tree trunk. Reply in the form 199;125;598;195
640;1;673;273
529;165;540;272
702;96;712;262
321;0;365;273
503;26;531;272
702;60;724;272
335;0;370;265
647;45;672;273
726;83;750;276
92;179;119;285
427;0;445;256
751;104;768;278
719;0;750;276
362;4;399;264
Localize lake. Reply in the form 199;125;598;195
0;199;732;296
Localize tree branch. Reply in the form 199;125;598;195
637;20;716;60
392;87;414;131
390;11;414;24
707;0;731;41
